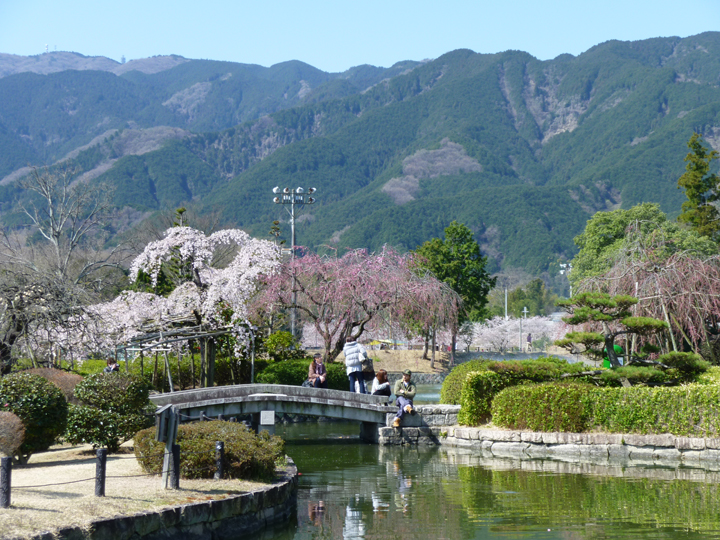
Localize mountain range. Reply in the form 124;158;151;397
2;33;720;283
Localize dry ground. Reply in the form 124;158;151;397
0;443;269;539
367;349;453;374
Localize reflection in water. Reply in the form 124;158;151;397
247;422;720;540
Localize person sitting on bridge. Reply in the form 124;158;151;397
308;353;328;389
392;369;416;427
372;369;391;397
343;337;367;394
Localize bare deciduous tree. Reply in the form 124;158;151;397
0;166;127;371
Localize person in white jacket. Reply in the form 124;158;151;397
342;337;367;393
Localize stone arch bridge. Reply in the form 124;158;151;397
150;384;395;442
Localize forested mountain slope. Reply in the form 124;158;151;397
2;33;720;274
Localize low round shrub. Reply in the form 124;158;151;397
65;405;148;452
0;373;68;461
74;372;150;415
0;411;25;457
25;368;83;404
67;373;152;451
492;383;595;432
255;359;347;390
134;421;284;480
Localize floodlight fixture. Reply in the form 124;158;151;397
272;186;280;194
273;197;280;203
296;187;304;193
283;187;290;194
307;187;316;194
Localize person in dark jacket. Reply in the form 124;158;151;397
308;353;328;389
392;369;416;427
103;358;119;373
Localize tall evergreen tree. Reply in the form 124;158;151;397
677;133;720;240
415;221;496;361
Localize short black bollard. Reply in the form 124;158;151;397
1;457;11;508
170;444;180;490
95;449;107;497
214;441;224;480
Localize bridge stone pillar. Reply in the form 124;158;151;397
359;422;381;443
252;411;276;436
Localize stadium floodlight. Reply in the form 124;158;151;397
272;186;280;194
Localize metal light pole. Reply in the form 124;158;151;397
272;186;317;340
519;306;528;352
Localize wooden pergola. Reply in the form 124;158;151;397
114;315;257;391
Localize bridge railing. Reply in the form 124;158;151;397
150;384;391;408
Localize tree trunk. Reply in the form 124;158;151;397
190;345;196;389
176;351;182;390
431;328;436;370
207;339;216;388
422;330;430;360
200;338;207;388
450;331;456;367
153;352;159;387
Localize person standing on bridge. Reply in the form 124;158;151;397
392;369;416;427
343;337;367;394
308;353;328;389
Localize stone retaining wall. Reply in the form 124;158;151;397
23;459;299;540
378;405;460;445
443;428;720;465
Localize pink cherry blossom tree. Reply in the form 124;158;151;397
256;247;459;361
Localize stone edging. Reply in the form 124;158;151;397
20;458;299;540
379;418;720;466
444;428;720;465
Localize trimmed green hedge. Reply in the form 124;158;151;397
457;371;508;425
255;360;348;390
441;357;590;405
440;359;490;405
491;383;595;432
492;383;720;436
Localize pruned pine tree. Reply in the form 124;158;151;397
555;292;668;368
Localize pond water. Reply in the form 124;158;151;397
248;421;720;540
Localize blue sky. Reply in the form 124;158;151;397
1;0;718;72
